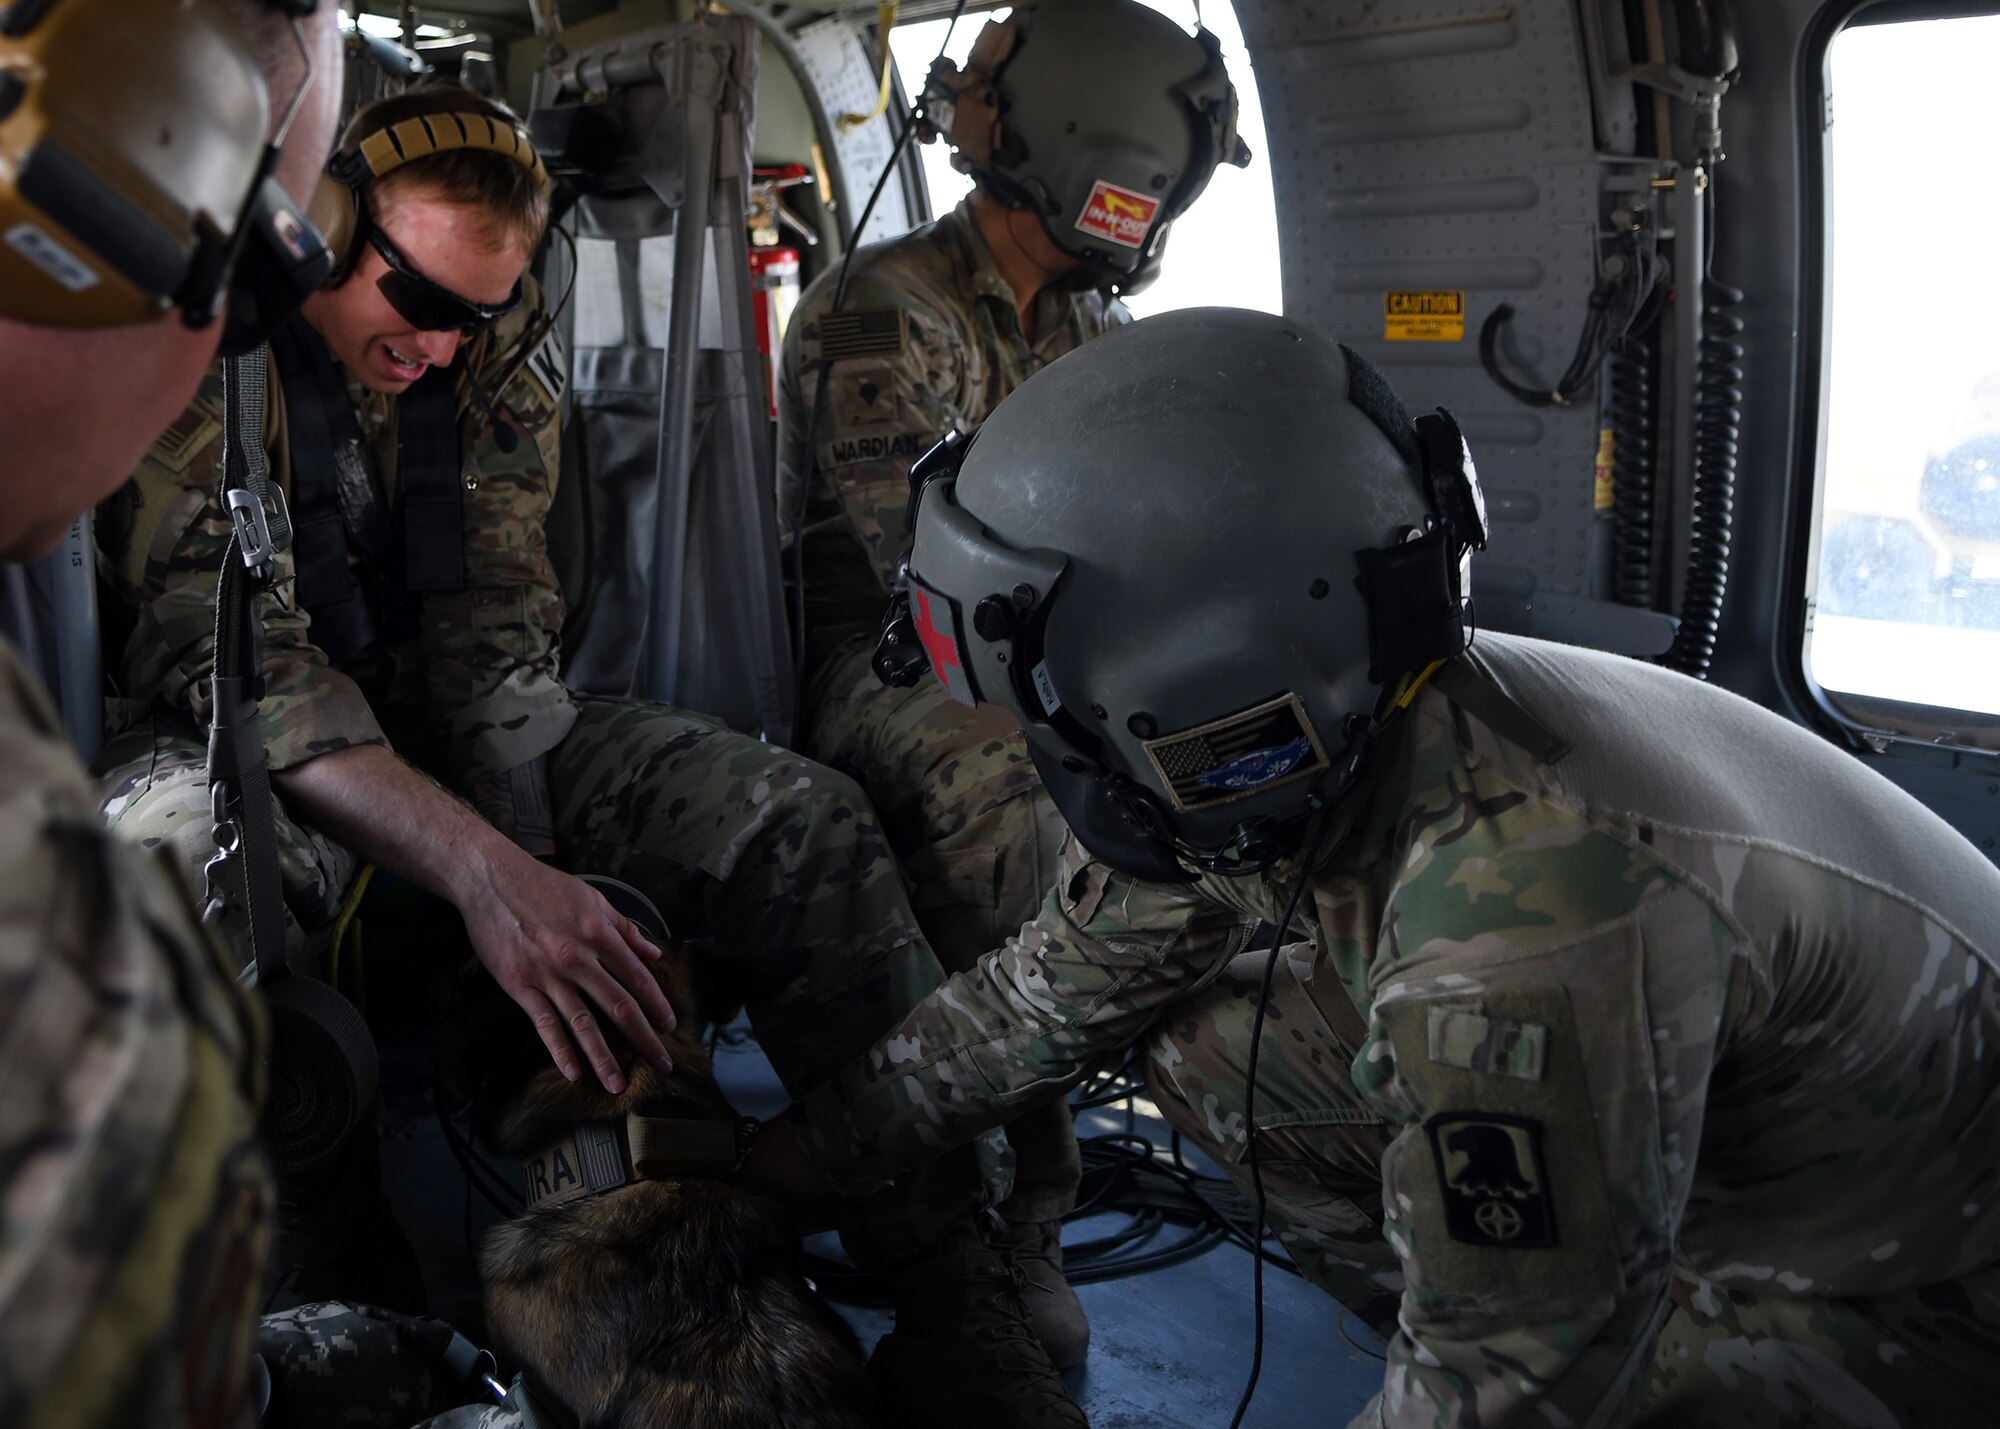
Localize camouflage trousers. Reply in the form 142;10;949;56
1149;947;2000;1427
805;634;1078;1228
255;1300;520;1429
97;694;992;1267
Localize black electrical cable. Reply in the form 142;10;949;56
1225;798;1341;1429
789;2;970;726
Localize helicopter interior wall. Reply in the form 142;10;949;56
1229;0;1679;659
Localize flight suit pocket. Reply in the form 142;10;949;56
903;845;1000;911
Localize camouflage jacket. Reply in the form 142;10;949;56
0;637;273;1429
792;632;2000;1427
776;202;1128;664
97;280;573;792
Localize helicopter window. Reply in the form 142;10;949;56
1809;12;2000;724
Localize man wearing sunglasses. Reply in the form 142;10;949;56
90;87;1068;1418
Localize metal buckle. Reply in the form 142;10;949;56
227;486;282;580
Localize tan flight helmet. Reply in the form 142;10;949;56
921;0;1250;293
0;0;332;348
883;309;1489;881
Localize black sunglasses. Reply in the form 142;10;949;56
366;216;523;334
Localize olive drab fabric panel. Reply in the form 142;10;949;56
540;19;792;742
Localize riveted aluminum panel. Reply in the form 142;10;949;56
1232;0;1625;624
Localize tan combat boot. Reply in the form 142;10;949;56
869;1247;1089;1428
991;1219;1091;1370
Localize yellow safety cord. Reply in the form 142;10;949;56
1390;659;1447;713
839;2;902;130
326;863;377;1017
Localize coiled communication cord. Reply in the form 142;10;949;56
1664;187;1743;678
1607;333;1657;608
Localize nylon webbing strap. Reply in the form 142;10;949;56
207;351;291;987
272;321;380;662
398;365;465;593
627;1113;740;1177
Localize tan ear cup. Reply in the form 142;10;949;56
305;168;362;287
940;21;1018;167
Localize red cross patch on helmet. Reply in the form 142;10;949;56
912;580;978;706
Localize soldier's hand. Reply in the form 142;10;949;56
739;1114;834;1204
456;849;677;1092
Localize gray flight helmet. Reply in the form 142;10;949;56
896;308;1487;881
922;0;1250;290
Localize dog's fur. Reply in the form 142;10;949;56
471;957;878;1429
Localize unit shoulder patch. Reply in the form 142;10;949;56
1425;1112;1556;1248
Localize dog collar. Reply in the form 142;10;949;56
521;1112;759;1211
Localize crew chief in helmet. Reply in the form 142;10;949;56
752;308;2000;1426
775;0;1248;1389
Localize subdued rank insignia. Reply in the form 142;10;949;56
1426;1112;1557;1249
1141;693;1331;813
815;307;906;361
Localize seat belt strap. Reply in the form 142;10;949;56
398;363;465;593
271;320;382;663
206;349;292;987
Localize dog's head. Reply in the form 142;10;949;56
445;947;732;1160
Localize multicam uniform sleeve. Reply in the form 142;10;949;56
421;281;578;801
1343;787;1734;1427
792;835;1258;1193
102;364;386;770
776;269;971;588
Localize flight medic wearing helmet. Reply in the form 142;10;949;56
775;0;1249;1372
751;309;2000;1426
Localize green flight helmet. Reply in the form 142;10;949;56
889;308;1488;881
921;0;1250;292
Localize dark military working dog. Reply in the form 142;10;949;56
471;947;878;1429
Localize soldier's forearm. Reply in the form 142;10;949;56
273;743;516;908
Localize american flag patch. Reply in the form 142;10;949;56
1141;694;1330;813
815;308;906;361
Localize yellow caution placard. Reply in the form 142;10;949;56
1594;428;1616;511
1384;290;1465;342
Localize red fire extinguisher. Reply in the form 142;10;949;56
749;246;801;418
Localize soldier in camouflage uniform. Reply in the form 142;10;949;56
97;85;1082;1426
749;311;2000;1427
776;0;1248;1376
0;7;492;1428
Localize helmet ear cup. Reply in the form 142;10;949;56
306;170;362;285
